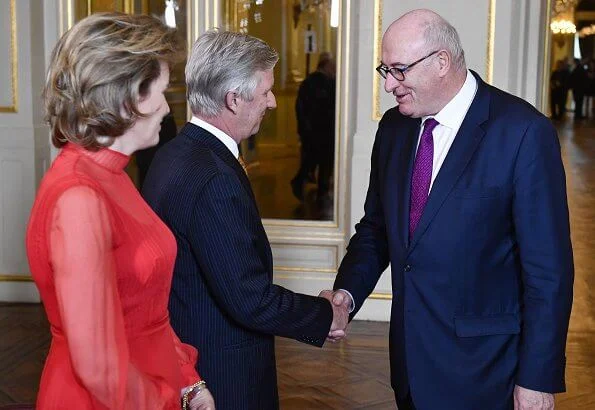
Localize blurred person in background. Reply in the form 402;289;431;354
291;52;336;203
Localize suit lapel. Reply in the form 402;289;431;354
407;71;491;254
181;123;257;203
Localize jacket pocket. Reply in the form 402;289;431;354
454;313;520;337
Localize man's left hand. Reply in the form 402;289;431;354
514;385;554;410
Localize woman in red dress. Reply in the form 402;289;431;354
26;13;214;409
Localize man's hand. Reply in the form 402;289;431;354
319;290;349;342
189;387;216;410
514;385;554;410
331;289;352;310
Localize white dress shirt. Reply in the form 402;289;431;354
418;70;478;191
190;116;239;159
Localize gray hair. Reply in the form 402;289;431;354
423;16;466;72
186;30;279;117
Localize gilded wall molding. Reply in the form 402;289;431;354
370;292;392;300
0;0;18;113
0;274;32;282
372;0;383;121
540;0;553;113
372;0;497;120
486;0;496;84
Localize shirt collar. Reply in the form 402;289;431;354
422;69;478;129
190;116;239;159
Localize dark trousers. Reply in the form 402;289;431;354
293;134;334;199
574;91;585;118
294;140;316;183
395;391;416;410
550;88;567;118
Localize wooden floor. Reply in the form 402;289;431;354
0;115;594;409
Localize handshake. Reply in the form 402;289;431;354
319;289;351;343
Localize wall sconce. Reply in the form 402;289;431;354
551;19;577;34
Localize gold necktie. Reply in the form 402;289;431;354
238;155;248;175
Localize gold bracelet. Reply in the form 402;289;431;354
182;380;206;410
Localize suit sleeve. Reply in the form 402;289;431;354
512;116;574;393
333;121;391;315
187;173;333;347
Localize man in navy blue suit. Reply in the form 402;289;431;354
328;9;573;410
142;31;348;410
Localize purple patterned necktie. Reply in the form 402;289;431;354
409;118;439;238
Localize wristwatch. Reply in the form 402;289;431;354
182;380;206;409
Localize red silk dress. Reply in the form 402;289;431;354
26;143;200;409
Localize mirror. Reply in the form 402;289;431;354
548;0;595;121
222;0;339;221
67;0;341;221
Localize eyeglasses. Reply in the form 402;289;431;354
376;50;440;81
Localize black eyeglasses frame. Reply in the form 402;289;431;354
376;50;440;81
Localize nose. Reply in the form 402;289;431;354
268;91;277;109
384;74;400;93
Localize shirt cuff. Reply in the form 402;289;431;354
338;289;355;313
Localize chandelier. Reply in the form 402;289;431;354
550;0;578;35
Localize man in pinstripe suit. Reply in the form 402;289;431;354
142;30;349;410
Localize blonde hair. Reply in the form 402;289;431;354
43;12;183;150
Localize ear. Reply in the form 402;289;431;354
225;91;239;114
437;50;451;77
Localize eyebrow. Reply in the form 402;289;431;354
380;61;405;67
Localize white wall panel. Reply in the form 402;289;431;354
272;243;338;271
0;1;14;108
0;158;27;272
0;0;47;301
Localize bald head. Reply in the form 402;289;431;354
384;9;466;73
385;9;440;42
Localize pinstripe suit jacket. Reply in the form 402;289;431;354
142;123;333;410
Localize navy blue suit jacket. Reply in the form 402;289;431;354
142;124;333;410
334;72;574;409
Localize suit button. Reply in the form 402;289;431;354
404;265;411;272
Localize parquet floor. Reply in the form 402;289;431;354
0;115;593;409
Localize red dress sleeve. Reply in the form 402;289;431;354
170;328;201;386
49;185;178;409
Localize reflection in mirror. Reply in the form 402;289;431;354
223;0;338;221
72;0;188;188
548;0;595;122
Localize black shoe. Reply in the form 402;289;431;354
291;178;304;201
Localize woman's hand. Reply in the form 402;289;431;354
188;387;215;410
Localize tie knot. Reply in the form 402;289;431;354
422;118;439;135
